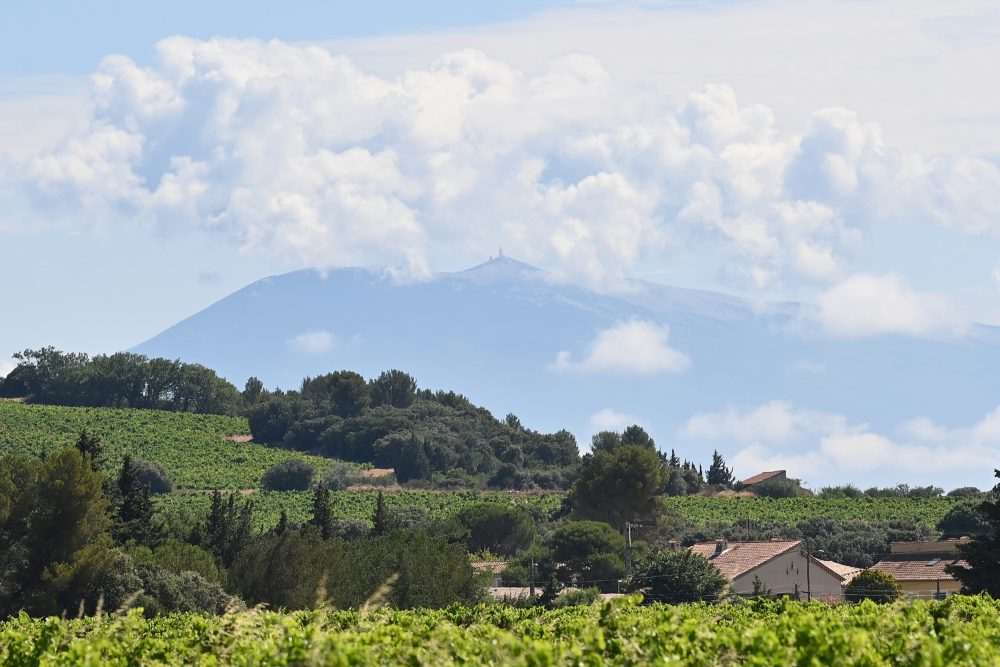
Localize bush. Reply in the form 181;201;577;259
818;484;864;499
844;569;903;603
947;486;983;498
550;587;600;607
627;548;727;603
753;478;809;498
261;459;315;491
131;458;174;494
321;461;361;491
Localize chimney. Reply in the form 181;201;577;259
715;538;727;555
667;539;679;551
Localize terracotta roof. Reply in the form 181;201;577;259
740;470;785;486
871;555;968;582
690;540;801;580
815;558;861;582
471;560;510;574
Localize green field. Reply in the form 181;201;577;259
156;489;566;530
3;596;998;665
661;496;964;528
1;401;965;533
0;401;333;489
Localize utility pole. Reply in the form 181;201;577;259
529;557;535;597
804;541;812;602
625;522;643;579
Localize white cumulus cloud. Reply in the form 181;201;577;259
812;273;968;338
0;358;15;378
681;400;1000;487
6;37;1000;290
288;330;335;354
553;320;689;375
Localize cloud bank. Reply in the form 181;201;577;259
11;37;1000;292
680;401;1000;487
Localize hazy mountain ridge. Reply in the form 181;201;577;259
133;256;1000;489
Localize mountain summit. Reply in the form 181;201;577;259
132;257;1000;489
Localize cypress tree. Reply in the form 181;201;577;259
372;490;389;536
310;481;333;539
706;450;734;486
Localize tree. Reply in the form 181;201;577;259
546;521;626;591
0;448;111;615
261;459;315;491
369;370;417;409
627;548;727;603
621;425;655;449
74;430;104;471
706;450;734;486
590;431;622;454
568;445;665;531
242;376;266;405
309;481;333;539
114;455;162;546
131;458;174;494
456;503;536;557
372;490;389;536
947;469;1000;595
199;491;254;568
301;371;370;417
844;569;903;603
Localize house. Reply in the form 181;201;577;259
471;560;510;588
869;538;969;599
739;470;787;487
690;539;859;600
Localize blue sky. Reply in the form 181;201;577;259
2;0;1000;484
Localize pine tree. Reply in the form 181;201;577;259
113;454;161;545
669;449;680;468
372;489;389;536
74;430;103;471
947;469;1000;595
310;481;333;539
706;450;735;486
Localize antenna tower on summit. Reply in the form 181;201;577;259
498;245;504;258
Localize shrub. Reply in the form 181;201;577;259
132;458;174;494
844;569;903;604
261;459;315;491
627;548;727;603
753;478;809;498
947;486;983;498
321;461;361;491
550;587;600;607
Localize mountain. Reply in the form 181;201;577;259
133;256;1000;489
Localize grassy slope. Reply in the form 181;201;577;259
0;400;332;489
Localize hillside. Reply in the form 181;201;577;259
0;400;328;489
131;256;1000;490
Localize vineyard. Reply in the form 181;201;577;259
661;496;965;528
2;595;999;665
0;401;333;489
0;401;967;533
156;489;566;529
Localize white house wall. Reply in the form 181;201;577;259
730;549;844;599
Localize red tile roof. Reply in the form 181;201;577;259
740;470;785;486
871;555;968;582
690;540;801;580
471;560;510;575
815;558;861;582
